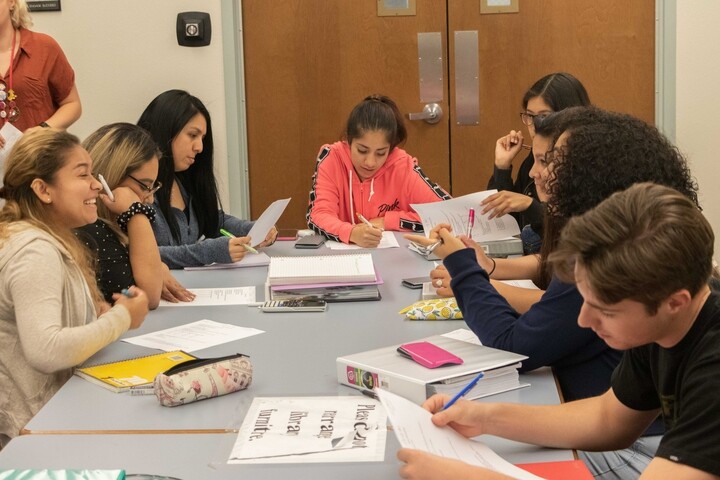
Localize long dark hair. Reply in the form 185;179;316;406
137;90;220;243
522;72;591;111
533;106;699;288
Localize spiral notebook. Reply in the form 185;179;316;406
74;350;196;393
267;253;376;286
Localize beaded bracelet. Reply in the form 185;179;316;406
117;202;156;233
487;257;497;276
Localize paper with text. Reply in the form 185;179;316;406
326;231;400;250
377;389;542;480
247;198;291;247
411;191;520;242
184;252;270;271
228;396;387;463
158;287;256;307
123;319;264;352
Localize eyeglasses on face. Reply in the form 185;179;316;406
127;174;162;195
520;112;549;126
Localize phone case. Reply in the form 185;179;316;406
401;277;428;289
294;235;326;249
397;341;464;368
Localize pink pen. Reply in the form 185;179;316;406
466;208;475;238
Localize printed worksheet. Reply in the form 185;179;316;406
229;396;387;464
122;319;264;352
411;191;520;242
376;389;542;480
158;286;256;307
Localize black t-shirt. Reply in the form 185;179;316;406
76;220;135;303
611;291;720;475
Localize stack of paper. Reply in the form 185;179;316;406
267;254;376;285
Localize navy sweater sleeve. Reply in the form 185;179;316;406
444;249;620;388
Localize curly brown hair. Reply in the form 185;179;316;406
534;107;699;287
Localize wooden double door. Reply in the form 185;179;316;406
242;1;654;228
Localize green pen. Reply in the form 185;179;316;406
220;228;258;254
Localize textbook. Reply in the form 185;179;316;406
74;350;196;393
337;335;528;404
267;253;376;286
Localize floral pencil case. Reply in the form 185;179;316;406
399;298;464;320
153;353;252;407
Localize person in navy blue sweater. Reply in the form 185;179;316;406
407;106;700;404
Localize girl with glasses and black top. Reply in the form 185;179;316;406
483;72;590;254
76;123;195;308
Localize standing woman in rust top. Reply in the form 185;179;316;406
0;0;80;145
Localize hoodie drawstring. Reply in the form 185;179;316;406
368;178;375;202
348;170;356;224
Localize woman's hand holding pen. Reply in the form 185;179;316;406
494;130;526;169
350;223;382;248
404;223;465;260
111;285;149;330
227;236;252;262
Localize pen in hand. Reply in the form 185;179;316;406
220;228;258;254
98;174;114;202
356;213;383;231
466;208;475;238
441;371;484;411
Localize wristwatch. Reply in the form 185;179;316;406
39;122;50;128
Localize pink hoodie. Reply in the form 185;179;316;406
306;141;451;243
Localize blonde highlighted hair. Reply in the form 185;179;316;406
10;0;33;29
0;128;102;306
82;123;161;242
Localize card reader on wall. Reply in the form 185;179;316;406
177;12;211;47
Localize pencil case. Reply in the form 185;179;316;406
153;353;252;407
399;298;464;320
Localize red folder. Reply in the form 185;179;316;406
516;460;593;480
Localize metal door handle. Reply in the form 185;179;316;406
407;103;443;124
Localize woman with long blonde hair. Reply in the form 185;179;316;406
0;129;148;446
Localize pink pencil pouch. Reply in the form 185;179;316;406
153;353;252;407
397;341;464;369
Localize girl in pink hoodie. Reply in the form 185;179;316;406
306;95;450;248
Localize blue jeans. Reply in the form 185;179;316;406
521;224;542;254
579;435;662;479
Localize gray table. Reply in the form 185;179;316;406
10;235;572;475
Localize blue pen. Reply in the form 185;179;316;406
441;371;484;411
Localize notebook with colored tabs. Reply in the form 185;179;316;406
74;350;196;393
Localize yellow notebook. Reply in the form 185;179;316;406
74;350;196;392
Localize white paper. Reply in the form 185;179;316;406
325;231;399;250
0;122;22;180
184;252;270;271
158;286;256;307
123;319;264;352
228;396;387;464
499;279;540;290
411;191;520;242
376;389;542;480
247;198;291;247
441;328;482;346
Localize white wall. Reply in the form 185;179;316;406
676;2;720;258
31;0;233;208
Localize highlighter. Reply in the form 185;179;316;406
220;228;258;254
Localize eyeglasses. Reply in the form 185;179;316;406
520;112;549;126
127;174;162;196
